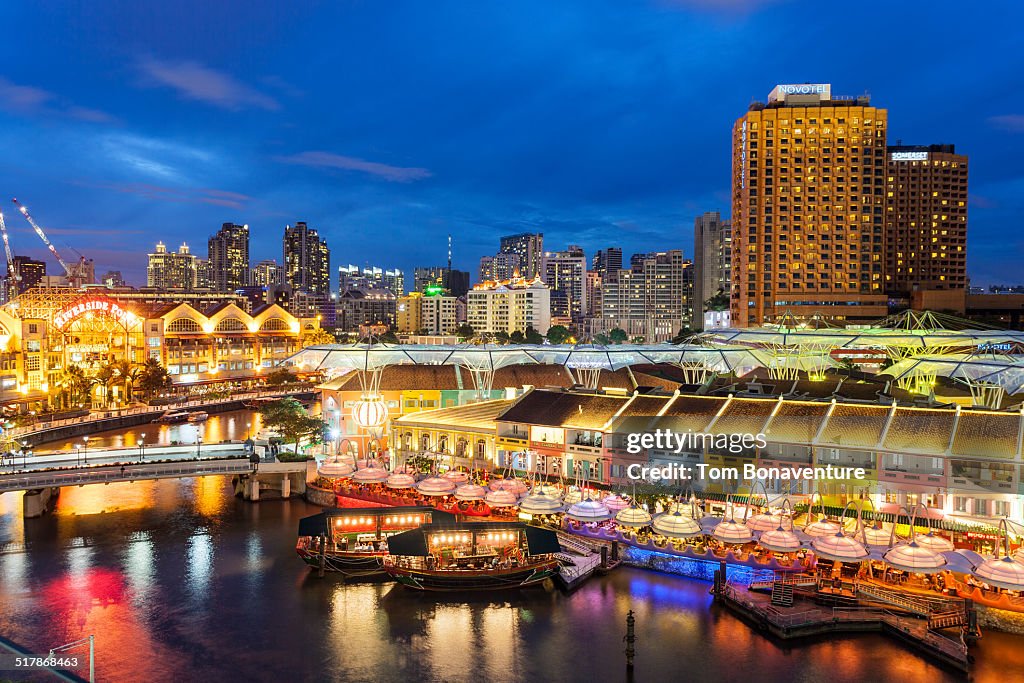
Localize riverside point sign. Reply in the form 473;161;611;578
53;298;140;330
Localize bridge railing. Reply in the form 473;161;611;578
0;459;253;493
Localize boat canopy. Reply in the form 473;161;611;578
297;506;452;537
386;522;560;557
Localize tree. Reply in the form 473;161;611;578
546;325;571;345
259;398;327;457
110;358;140;404
704;289;730;312
137;358;171;398
455;323;475;340
303;328;336;346
92;364;120;408
608;328;628;344
494;331;510;344
55;365;91;410
509;330;526;344
593;333;610;346
525;326;544;345
670;327;694;344
265;367;297;386
378;330;400;344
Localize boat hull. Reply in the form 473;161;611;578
383;560;559;591
297;548;387;576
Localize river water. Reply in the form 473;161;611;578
2;477;1022;682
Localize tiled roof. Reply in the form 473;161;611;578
394;399;516;433
496;389;630;430
764;401;831;444
658;395;728;432
711;399;776;436
951;410;1020;459
882;407;957;454
817;404;892;448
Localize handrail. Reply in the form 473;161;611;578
0;459;252;492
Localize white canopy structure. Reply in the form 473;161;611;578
565;498;612;522
442;470;470;485
811;531;870;563
483;489;519;507
971;556;1024;591
615;506;653;528
453;484;487;501
350;465;389;483
712;519;753;545
882;354;1024;406
489;478;529;496
758;525;802;553
651;511;703;538
415;476;457;496
803;517;842;538
882;541;948;574
318;458;354;478
385;472;416;489
517;494;565;515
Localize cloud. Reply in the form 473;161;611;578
74;180;252;209
988;115;1024;133
100;133;217;182
137;58;279;111
275;151;433;182
0;77;114;122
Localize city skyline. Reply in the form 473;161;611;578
0;2;1021;287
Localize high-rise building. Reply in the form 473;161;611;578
693;211;732;329
207;223;249;292
731;84;888;326
591;248;623;276
396;290;458;335
147;242;199;290
8;255;46;298
467;273;551;335
250;260;283;287
542;245;587;323
413;266;469;297
283;222;331;297
100;271;126;288
338;265;404;295
336;288;397;332
590;250;693;342
479;253;521;282
499;232;544;278
885;144;968;299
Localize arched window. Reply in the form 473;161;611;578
166;318;202;333
420;434;430;451
214;317;247;332
259;317;289;332
403;432;413;450
475;440;486;459
456;438;468;458
438;435;448;453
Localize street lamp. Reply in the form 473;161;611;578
330;428;340;455
75;444;82;468
83;435;90;464
196;435;203;458
140;433;146;462
246;421;252;440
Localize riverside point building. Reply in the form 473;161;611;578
731;83;888;326
387;384;1024;540
0;287;319;407
466;272;551;335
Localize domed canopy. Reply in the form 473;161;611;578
971;556;1024;591
354;458;376;470
652;511;702;538
915;531;954;553
616;506;653;528
601;495;630;512
712;519;753;545
883;542;948;574
351;466;389;483
518;494;565;515
565;498;612;522
562;488;584;505
665;500;701;519
532;483;562;497
861;523;892;547
488;478;529;495
1015;547;1024;564
758;526;802;553
416;476;457;496
385;472;416;488
745;512;780;532
442;470;470;484
812;532;870;563
318;458;354;478
454;484;487;501
483;489;519;507
803;517;842;538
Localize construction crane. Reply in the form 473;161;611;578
0;210;16;286
11;197;74;277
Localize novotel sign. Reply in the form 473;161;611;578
53;298;140;330
768;83;831;102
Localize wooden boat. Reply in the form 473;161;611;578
296;506;454;577
154;410;189;424
382;522;562;591
187;411;209;423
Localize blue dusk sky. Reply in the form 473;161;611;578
0;0;1021;287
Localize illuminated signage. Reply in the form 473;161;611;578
53;298;140;330
768;83;830;102
890;151;928;162
740;121;748;190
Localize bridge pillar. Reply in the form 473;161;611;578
249;476;261;501
23;487;60;518
281;476;291;499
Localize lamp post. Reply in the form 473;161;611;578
331;428;340;455
75;444;82;468
83;435;90;464
246;421;252;441
139;433;146;462
196;435;203;459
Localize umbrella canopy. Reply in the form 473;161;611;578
915;531;954;553
664;500;701;518
652;511;702;538
483;489;519;507
812;532;870;563
518;494;565;515
562;488;584;505
354;458;376;470
489;478;529;495
453;484;487;501
615;506;653;528
442;470;470;484
803;517;842;538
351;466;389;483
416;476;457;496
712;519;753;545
1015;547;1024;564
971;556;1024;591
532;483;562;497
745;512;780;532
565;498;612;522
318;459;354;478
883;542;948;574
758;526;803;553
861;523;892;547
385;473;416;489
602;495;630;512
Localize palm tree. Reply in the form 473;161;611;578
136;358;170;399
55;365;91;410
109;358;141;405
92;363;121;409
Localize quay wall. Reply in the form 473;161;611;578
976;605;1024;635
305;484;336;507
621;545;775;583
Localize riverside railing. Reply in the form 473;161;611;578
0;458;253;493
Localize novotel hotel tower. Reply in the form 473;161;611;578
730;83;889;326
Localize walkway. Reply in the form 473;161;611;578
0;458;254;493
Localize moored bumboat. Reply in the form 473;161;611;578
382;522;563;591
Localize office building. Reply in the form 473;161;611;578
479;253;521;282
338;265;405;295
590;250;693;342
250;260;283;287
283;222;331;297
591;248;623;276
541;245;587;323
336;288;397;332
396;290;459;335
731;83;888;326
6;256;47;299
499;232;544;278
885;144;968;307
413;267;470;297
208;222;249;292
146;242;199;291
100;271;126;288
693;211;732;329
466;273;551;335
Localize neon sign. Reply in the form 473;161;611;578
890;151;928;162
53;298;140;330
